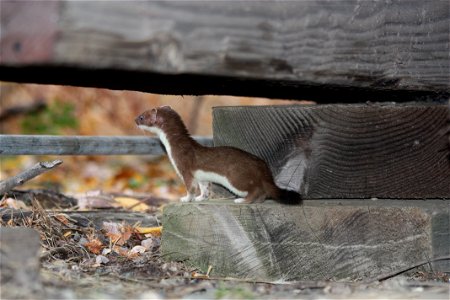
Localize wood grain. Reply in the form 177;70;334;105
0;135;212;155
0;1;448;100
161;200;449;281
213;104;450;199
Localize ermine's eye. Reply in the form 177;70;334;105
139;115;144;121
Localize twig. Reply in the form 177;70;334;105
373;255;450;282
0;160;63;194
0;101;46;122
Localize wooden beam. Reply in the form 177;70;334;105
213;104;450;199
161;200;450;281
0;1;448;101
0;135;212;155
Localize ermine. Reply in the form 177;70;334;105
135;106;301;204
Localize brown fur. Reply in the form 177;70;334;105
136;106;301;204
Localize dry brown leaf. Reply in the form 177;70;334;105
85;235;104;254
105;233;122;245
119;224;134;244
103;222;135;246
54;214;70;226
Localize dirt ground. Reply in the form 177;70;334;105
30;264;450;299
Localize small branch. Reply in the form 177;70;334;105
372;255;450;282
0;160;62;194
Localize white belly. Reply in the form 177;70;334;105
193;170;248;197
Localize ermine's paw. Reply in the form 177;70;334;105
234;198;246;204
195;195;208;202
180;195;193;202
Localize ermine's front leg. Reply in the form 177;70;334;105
195;181;210;201
180;193;195;202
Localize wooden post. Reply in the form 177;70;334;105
213;104;450;199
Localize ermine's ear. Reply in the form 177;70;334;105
150;108;157;124
160;105;172;110
154;108;165;126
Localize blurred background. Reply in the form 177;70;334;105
0;82;309;200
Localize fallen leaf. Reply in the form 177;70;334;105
136;226;162;237
85;235;104;254
114;196;150;212
54;214;70;226
119;224;134;245
103;222;134;246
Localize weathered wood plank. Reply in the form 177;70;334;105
0;135;212;155
161;200;450;281
0;228;43;299
213;104;450;199
0;1;448;101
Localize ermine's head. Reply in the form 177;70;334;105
135;106;186;135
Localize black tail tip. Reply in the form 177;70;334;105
279;189;302;205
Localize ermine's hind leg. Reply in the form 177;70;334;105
195;181;210;202
180;178;197;202
234;189;265;204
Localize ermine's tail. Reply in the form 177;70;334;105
264;182;302;205
277;188;302;205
